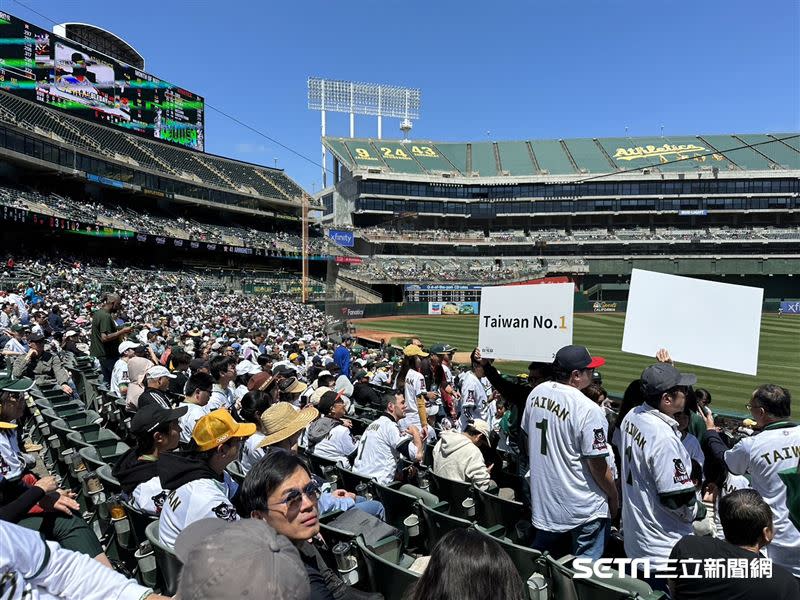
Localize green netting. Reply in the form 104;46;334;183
370;141;425;174
496;141;536;175
469;142;497;176
435;143;469;175
529;139;575;174
736;134;800;169
701;135;774;170
562;138;615;174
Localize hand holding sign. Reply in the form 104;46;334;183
478;283;574;362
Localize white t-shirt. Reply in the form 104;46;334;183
713;472;751;539
681;432;704;468
313;425;357;462
403;370;426;428
353;414;416;485
207;384;234;411
109;358;129;398
521;381;611;532
0;519;153;600
131;475;168;515
178;402;209;444
159;474;239;551
0;430;24;480
370;370;389;386
723;422;800;577
620;404;699;569
241;432;267;473
458;371;488;431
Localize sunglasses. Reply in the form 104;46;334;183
269;481;321;511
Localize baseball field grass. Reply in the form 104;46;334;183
355;314;799;416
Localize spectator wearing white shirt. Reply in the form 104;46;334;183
110;340;138;399
239;389;274;473
177;372;213;445
113;403;186;515
0;520;168;600
157;409;255;550
207;355;236;412
353;391;424;485
307;391;357;464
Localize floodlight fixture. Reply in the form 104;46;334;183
308;77;421;186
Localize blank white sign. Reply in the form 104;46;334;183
622;269;764;375
479;283;574;362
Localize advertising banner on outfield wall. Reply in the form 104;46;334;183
780;301;800;314
339;305;366;319
592;301;618;313
428;302;479;315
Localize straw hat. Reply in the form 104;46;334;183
258;403;319;448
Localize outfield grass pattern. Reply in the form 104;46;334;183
356;314;799;416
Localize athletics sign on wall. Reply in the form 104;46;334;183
478;283;574;362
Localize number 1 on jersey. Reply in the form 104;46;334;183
535;418;548;455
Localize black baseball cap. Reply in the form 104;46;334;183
317;390;343;415
28;331;45;342
130;403;188;434
353;369;369;380
554;345;605;371
640;363;697;397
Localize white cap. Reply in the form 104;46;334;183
317;370;332;378
64;330;78;338
145;365;176;380
236;360;261;377
118;340;139;354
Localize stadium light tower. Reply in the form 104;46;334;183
308;77;421;187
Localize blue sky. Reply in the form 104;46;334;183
4;0;799;192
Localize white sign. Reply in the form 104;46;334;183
478;283;574;362
622;269;763;376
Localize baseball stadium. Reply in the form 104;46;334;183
0;6;799;599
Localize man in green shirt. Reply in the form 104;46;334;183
90;293;133;384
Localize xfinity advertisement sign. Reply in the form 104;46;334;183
329;229;355;247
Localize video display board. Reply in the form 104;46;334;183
404;284;482;303
0;12;204;151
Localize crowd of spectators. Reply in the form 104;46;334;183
357;224;800;245
340;256;587;283
0;185;348;256
0;255;797;599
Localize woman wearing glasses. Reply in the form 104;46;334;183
241;450;380;600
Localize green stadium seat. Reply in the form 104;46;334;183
543;553;578;600
337;465;376;496
473;486;527;537
417;501;471;553
145;520;183;596
428;472;474;520
473;524;545;581
354;535;420;600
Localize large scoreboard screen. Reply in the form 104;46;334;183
404;284;483;303
0;12;204;151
